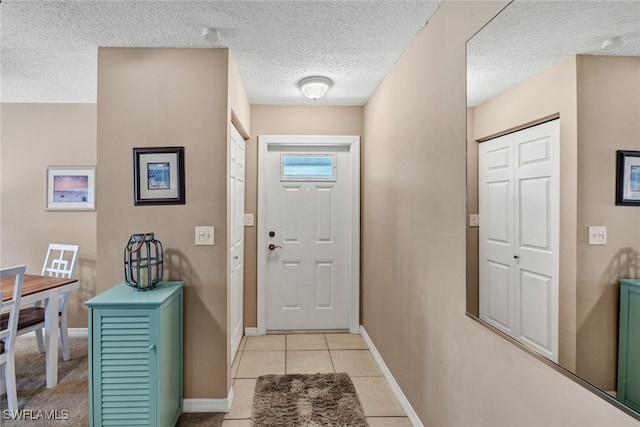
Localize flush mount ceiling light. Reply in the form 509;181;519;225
202;27;220;43
298;76;333;100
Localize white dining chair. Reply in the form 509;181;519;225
38;244;79;361
0;265;26;414
18;244;79;361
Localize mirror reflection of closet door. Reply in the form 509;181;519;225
479;119;560;362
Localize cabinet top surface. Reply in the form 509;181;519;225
620;279;640;289
85;281;183;307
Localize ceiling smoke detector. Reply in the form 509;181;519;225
601;35;626;51
202;27;220;44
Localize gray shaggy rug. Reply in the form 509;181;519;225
252;373;368;427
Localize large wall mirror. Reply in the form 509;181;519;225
466;0;640;419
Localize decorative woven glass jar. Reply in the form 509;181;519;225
124;233;163;291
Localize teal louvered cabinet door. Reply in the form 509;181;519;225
86;282;183;427
618;279;640;413
93;309;156;426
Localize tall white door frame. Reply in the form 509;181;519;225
257;135;360;335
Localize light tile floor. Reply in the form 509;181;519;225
223;333;411;426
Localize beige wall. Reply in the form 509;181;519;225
244;105;363;327
3;3;640;424
575;55;640;390
466;107;479;316
97;48;231;399
0;104;97;328
362;0;637;425
471;55;579;371
228;52;251;138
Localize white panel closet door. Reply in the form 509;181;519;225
230;124;245;362
479;119;559;362
479;135;516;337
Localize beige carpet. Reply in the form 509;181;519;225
252;373;368;427
0;335;224;427
1;335;89;426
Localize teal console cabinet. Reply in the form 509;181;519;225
618;279;640;412
86;281;184;427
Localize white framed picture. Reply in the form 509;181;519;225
45;166;96;211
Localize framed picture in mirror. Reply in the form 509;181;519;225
616;150;640;206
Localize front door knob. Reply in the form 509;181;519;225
268;244;282;251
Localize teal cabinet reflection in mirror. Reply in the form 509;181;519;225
618;279;640;413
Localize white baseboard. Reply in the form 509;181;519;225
360;326;423;427
68;328;88;337
183;387;233;413
76;323;414;419
69;327;235;413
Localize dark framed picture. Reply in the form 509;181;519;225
616;150;640;206
45;166;96;210
133;147;185;205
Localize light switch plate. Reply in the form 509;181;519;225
588;226;607;245
244;214;254;227
469;214;480;227
195;226;215;245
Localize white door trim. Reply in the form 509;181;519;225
257;135;360;335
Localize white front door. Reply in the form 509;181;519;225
230;124;245;361
479;119;559;362
258;136;360;333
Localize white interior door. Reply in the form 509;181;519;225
479;119;559;362
258;136;360;333
479;135;516;337
230;124;245;361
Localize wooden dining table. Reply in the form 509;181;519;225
0;273;80;388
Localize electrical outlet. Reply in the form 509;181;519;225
469;214;480;227
244;214;254;227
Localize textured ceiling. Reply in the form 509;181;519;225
0;0;442;105
467;0;640;107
